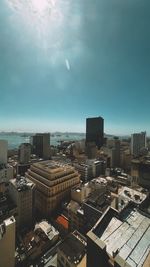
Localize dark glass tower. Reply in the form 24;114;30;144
32;133;50;159
86;117;104;149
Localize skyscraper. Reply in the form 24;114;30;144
86;117;104;149
131;132;146;157
32;133;50;159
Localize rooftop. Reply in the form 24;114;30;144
35;220;59;241
32;160;75;174
10;176;34;192
58;231;86;264
85;190;111;212
119;187;147;206
92;205;150;267
56;215;68;230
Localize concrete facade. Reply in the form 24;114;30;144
26;160;80;217
0;216;16;267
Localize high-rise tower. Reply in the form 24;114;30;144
32;133;50;159
86;117;104;149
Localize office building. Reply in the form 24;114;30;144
26;160;80;217
0;193;17;224
73;162;93;182
9;176;35;228
131;156;150;188
0;216;16;267
87;205;150;267
107;137;121;168
86;117;104;149
19;143;31;164
85;142;97;159
0;163;13;184
32;133;50;159
0;140;8;164
73;160;106;182
131;132;146;157
57;230;87;267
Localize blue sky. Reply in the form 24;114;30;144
0;0;150;134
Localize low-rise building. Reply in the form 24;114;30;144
22;220;59;261
57;230;87;267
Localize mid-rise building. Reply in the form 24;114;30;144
0;163;13;185
0;193;17;224
83;188;112;233
107;137;121;168
131;131;146;157
86;116;104;149
26;160;80;217
67;200;85;233
73;162;93;182
0;140;8;164
57;230;87;267
0;216;16;267
71;183;91;204
73;160;106;182
19;143;31;164
32;133;50;159
131;157;150;188
23;220;59;261
9;176;35;228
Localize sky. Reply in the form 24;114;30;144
0;0;150;135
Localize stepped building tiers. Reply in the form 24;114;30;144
26;160;80;216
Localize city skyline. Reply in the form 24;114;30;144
1;0;150;134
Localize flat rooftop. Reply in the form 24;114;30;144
10;177;34;191
58;231;86;264
119;187;147;204
35;220;59;241
32;160;75;174
96;207;150;267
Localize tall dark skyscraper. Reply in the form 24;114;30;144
86;117;104;149
32;133;50;159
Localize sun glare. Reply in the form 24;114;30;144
31;0;50;13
